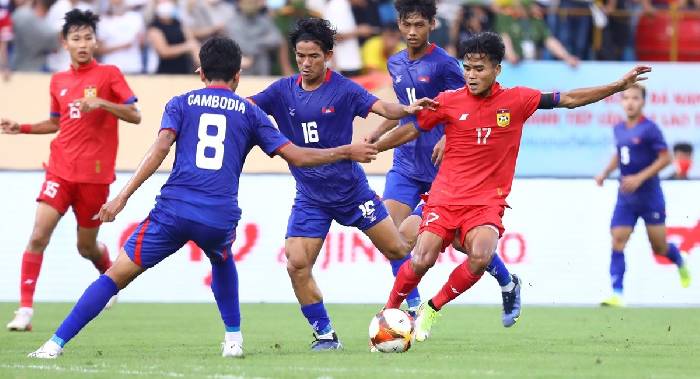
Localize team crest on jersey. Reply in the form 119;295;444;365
84;86;97;98
418;75;430;83
322;106;335;114
496;109;510;128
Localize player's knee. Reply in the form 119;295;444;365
651;241;668;255
76;241;99;259
470;250;493;271
285;252;311;277
611;235;628;251
411;252;436;276
27;231;51;252
381;240;409;261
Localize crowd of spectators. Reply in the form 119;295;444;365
0;0;698;77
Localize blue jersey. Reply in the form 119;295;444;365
613;117;667;194
387;43;465;182
250;70;379;205
156;86;290;229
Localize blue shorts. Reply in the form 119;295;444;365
124;207;236;268
411;203;425;218
610;190;666;228
382;169;432;210
286;190;389;238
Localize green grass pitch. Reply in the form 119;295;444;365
1;303;698;379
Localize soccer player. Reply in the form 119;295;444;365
248;18;434;350
595;84;691;307
26;36;380;359
377;31;653;342
366;0;521;327
1;9;141;331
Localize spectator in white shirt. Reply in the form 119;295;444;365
97;0;145;73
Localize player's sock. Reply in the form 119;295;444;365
211;256;241;333
390;254;421;308
225;327;243;344
301;301;333;337
610;250;625;295
93;243;112;274
386;260;424;309
53;275;119;347
20;251;43;308
431;259;483;310
664;243;684;267
486;253;514;291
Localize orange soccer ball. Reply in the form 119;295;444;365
368;308;414;353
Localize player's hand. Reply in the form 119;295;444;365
97;195;128;223
77;97;104;113
620;174;643;193
347;142;378;163
618;65;652;90
431;136;446;166
0;118;20;134
404;97;439;114
594;174;605;187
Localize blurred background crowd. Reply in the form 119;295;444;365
0;0;698;78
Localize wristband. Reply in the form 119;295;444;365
19;124;33;134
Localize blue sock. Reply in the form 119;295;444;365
486;253;512;287
390;255;421;308
211;256;240;331
610;250;625;295
53;275;119;347
300;302;332;335
665;243;684;267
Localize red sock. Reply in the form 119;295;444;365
20;252;44;308
94;243;112;274
431;260;483;310
386;260;423;309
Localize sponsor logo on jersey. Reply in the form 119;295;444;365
497;109;510;127
84;86;97;98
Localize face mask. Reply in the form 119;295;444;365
675;158;692;177
156;2;177;19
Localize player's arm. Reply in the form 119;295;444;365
0;117;59;134
370;98;438;120
77;98;141;124
620;150;671;193
375;123;420;153
595;153;619;186
98;129;176;222
366;119;399;143
277;142;378;167
555;65;651;109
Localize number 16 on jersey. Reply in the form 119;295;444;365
301;122;319;144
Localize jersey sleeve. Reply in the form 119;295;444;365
415;93;446;132
49;77;60;118
249;78;282;115
348;81;380;118
516;86;542;123
443;59;466;91
249;105;291;156
646;124;668;152
160;97;182;136
109;67;137;104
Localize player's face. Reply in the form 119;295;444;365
398;13;434;50
463;54;501;96
621;87;644;119
63;26;97;65
294;40;331;83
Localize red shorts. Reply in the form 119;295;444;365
419;204;505;251
36;172;110;228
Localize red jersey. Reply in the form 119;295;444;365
0;0;12;42
48;59;136;184
416;82;541;207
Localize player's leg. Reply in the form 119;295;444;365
194;223;243;358
28;249;145;358
284;196;340;350
8;178;69;331
646;224;691;288
74;182;113;274
28;209;186;358
602;196;636;307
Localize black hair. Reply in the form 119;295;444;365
460;31;505;65
394;0;436;22
62;9;99;39
382;23;401;33
199;37;242;82
289;18;336;53
673;142;694;154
